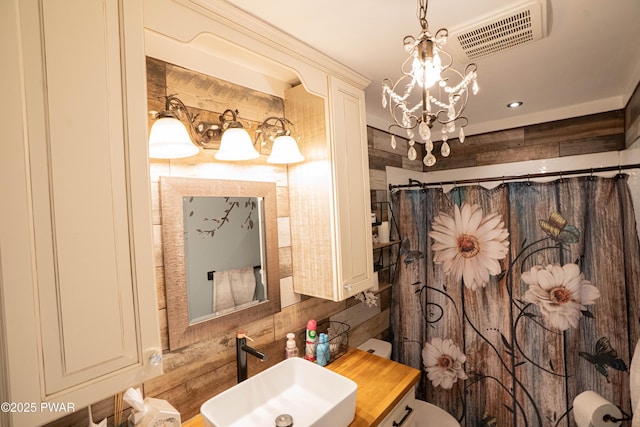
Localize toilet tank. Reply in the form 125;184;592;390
357;338;392;359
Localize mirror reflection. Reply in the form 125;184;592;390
160;176;281;350
184;196;267;322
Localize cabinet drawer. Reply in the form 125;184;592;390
378;389;416;427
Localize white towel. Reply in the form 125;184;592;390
213;270;236;313
230;266;257;306
631;339;640;427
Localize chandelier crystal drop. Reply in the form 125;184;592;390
441;141;450;157
424;152;436;167
382;0;478;166
408;139;417;160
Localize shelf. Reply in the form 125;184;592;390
376;283;392;293
371;201;399;287
372;240;400;250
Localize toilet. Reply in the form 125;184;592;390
357;337;393;359
358;338;461;427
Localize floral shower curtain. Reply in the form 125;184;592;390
390;175;640;426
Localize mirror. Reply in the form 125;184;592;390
184;195;266;322
160;176;281;350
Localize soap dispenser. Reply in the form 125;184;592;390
285;333;299;358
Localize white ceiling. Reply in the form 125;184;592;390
224;0;640;138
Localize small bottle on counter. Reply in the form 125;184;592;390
285;333;299;358
304;319;317;361
316;333;330;367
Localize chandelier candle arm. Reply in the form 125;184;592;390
382;0;479;166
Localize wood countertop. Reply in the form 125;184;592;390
327;348;420;426
183;347;420;427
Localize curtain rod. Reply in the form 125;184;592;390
388;163;640;191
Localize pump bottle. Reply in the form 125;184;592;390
285;333;299;358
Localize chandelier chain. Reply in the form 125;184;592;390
381;0;479;167
418;0;428;31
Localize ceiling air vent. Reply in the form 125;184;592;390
447;0;549;62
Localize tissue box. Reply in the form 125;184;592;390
128;397;181;427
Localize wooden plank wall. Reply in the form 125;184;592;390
368;110;626;174
626;81;640;147
44;60;637;427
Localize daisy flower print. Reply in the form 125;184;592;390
430;202;509;290
522;263;600;331
422;337;468;389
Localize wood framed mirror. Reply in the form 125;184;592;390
160;176;281;350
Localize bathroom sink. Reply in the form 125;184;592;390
201;357;358;427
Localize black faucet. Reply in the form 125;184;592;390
236;331;268;382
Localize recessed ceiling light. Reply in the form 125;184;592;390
507;101;523;108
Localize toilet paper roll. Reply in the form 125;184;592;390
573;390;622;427
378;221;390;243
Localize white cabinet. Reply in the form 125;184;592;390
0;0;161;425
143;0;374;302
379;389;416;427
286;76;374;301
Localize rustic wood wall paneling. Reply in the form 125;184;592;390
165;62;284;125
349;309;392;347
368;110;626;175
368;126;423;172
369;169;387;191
278;246;293;278
276;186;289;217
626;81;640;147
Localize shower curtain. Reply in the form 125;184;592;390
390;175;640;426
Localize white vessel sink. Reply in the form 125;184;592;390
201;357;358;427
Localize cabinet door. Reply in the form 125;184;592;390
286;78;373;301
0;0;161;424
328;76;374;300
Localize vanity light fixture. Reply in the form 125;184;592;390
213;109;260;161
148;95;259;161
381;0;479;167
255;117;305;164
148;107;199;159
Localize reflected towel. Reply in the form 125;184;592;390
213;271;235;313
230;266;257;306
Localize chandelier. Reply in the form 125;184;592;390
382;0;478;166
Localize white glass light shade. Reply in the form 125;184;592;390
267;135;305;164
214;127;259;161
148;117;199;159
